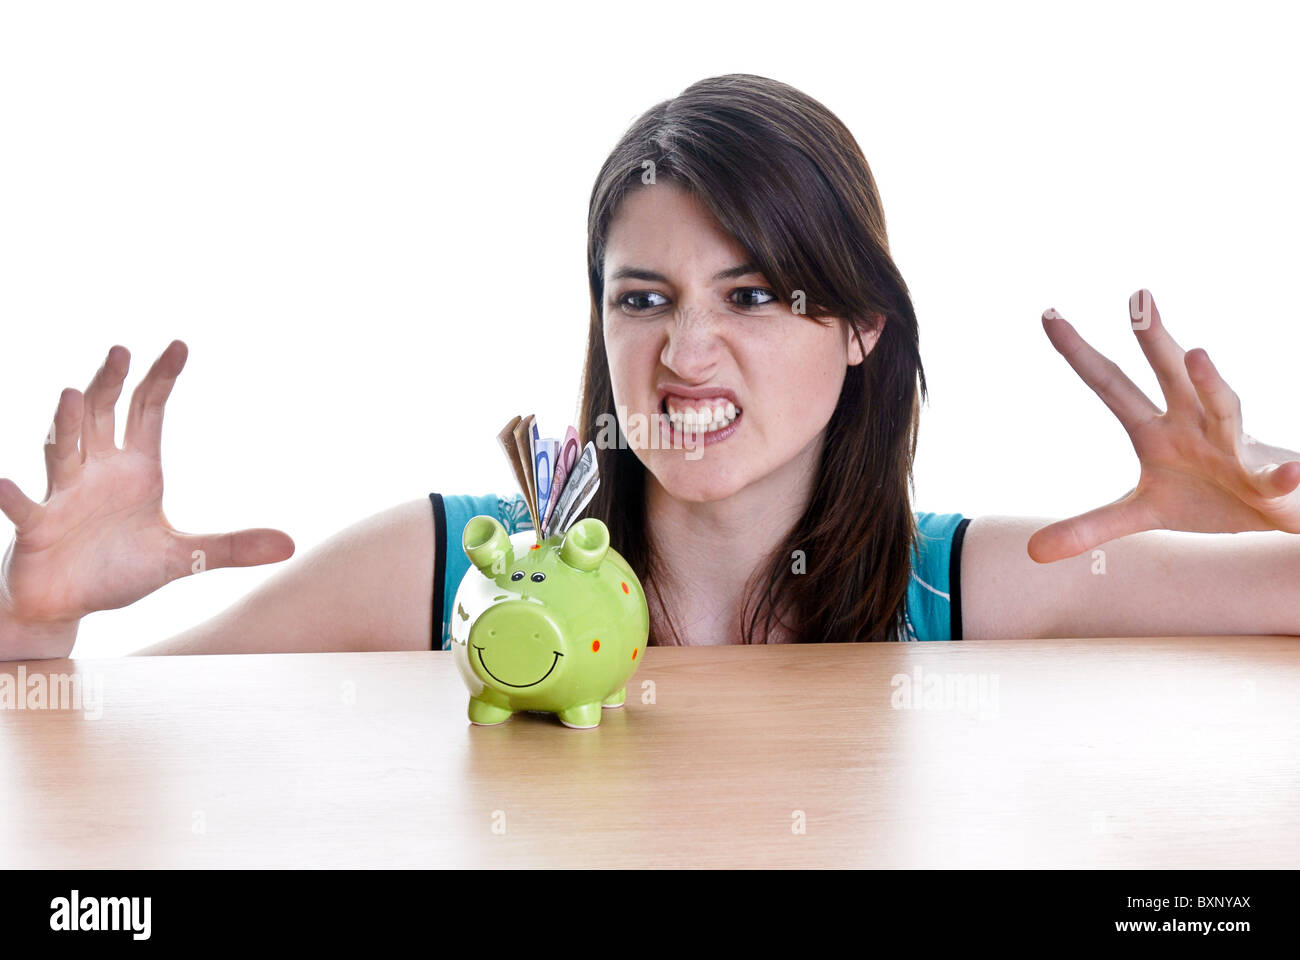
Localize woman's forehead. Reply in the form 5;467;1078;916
605;187;755;280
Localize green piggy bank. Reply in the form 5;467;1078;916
449;515;650;729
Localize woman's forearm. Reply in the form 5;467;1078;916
130;496;438;656
962;515;1300;640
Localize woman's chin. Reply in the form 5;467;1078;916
648;462;746;503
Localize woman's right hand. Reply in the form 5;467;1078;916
0;341;295;657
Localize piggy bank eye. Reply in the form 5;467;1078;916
510;571;524;581
530;572;546;582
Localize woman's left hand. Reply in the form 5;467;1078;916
1029;288;1300;563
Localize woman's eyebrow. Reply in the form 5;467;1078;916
608;262;761;283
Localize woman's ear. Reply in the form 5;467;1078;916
847;312;886;366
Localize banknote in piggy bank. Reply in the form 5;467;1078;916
449;515;650;729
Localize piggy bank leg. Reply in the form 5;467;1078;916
468;695;513;726
557;701;603;729
601;686;627;709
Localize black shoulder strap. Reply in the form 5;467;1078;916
949;517;972;641
428;493;447;650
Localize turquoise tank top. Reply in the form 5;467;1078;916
427;492;969;650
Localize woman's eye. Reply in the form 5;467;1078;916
617;291;669;312
730;287;777;308
510;571;524;581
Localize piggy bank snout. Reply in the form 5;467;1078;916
468;602;565;690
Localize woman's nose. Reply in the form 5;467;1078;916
660;303;724;371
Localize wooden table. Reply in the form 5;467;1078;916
1;638;1296;868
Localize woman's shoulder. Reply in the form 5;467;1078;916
904;510;972;642
913;510;968;546
435;491;534;536
429;492;534;651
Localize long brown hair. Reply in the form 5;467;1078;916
579;74;927;645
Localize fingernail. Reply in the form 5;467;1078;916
1043;307;1063;320
1130;289;1151;330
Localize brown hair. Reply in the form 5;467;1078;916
578;74;926;645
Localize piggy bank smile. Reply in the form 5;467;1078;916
469;599;568;689
472;644;563;687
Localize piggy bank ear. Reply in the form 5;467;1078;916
559;518;609;572
463;515;513;577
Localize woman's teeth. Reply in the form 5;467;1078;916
663;398;740;433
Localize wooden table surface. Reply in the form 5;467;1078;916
1;638;1297;868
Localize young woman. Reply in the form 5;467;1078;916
3;74;1299;659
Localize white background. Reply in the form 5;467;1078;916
1;1;1296;657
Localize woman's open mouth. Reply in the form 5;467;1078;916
658;394;743;447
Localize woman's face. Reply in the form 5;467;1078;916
602;180;881;503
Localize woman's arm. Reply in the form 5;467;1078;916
129;497;438;655
961;516;1300;640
